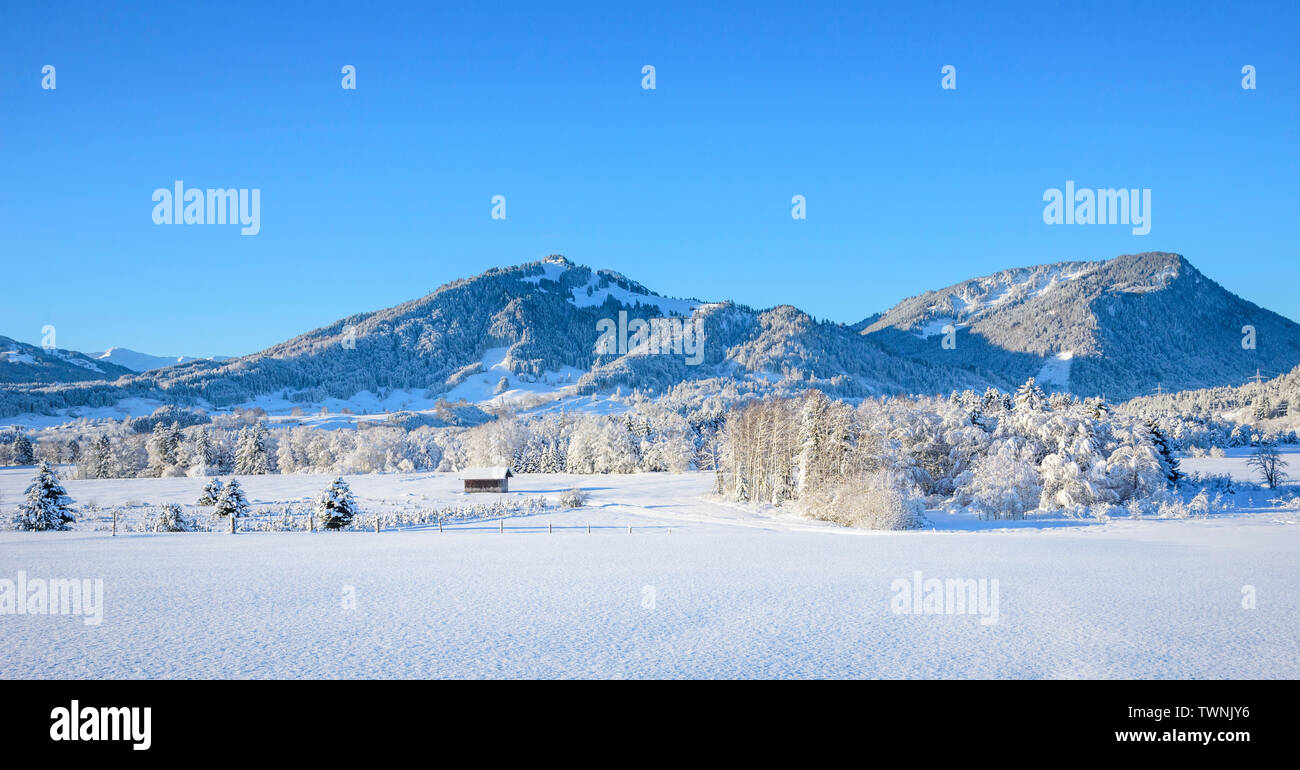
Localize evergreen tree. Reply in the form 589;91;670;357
1013;378;1046;411
13;433;35;465
197;477;225;506
234;424;271;475
315;477;359;529
153;502;196;532
1146;419;1181;487
93;434;114;479
12;460;75;531
213;478;250;519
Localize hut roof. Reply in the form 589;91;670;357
459;466;513;480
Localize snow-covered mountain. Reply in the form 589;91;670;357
859;252;1300;400
92;348;231;373
0;335;135;386
1;251;1297;418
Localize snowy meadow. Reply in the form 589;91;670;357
2;455;1298;679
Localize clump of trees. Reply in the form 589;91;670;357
711;383;1193;528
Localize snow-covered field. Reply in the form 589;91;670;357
2;462;1298;679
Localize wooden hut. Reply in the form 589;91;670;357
460;466;513;493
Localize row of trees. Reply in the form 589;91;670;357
10;462;360;532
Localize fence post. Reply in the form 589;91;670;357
587;522;591;534
375;516;380;534
309;511;314;532
628;524;632;535
111;510;117;537
229;514;235;534
548;522;552;534
439;519;443;533
499;519;504;534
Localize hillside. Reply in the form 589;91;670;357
860;252;1300;400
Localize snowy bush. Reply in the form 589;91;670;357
800;473;926;530
150;503;197;532
1156;498;1190;519
558;488;589;509
1188;490;1211;518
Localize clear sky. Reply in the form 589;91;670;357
2;1;1297;358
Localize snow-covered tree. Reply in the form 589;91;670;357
147;421;183;476
13;433;35;465
1013;378;1047;412
197;477;224;506
12;460;75;531
1247;443;1288;489
234;424;272;475
214;478;250;518
315;477;359;529
1146;419;1181;486
153;502;196;532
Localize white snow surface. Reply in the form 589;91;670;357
1;467;1297;679
1035;351;1074;390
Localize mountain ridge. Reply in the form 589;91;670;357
2;251;1296;419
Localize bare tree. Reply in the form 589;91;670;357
1247;443;1289;489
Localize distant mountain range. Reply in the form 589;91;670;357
1;336;135;385
1;251;1297;420
91;348;232;373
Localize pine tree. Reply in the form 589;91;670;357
197;477;225;506
1013;378;1046;411
234;424;271;475
93;434;114;479
13;433;35;465
154;502;195;532
213;478;250;519
12;460;75;531
315;477;359;529
1146;419;1181;487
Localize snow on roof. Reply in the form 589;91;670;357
459;466;513;480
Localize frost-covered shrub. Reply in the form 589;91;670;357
151;503;197;532
800;474;926;530
1188;490;1211;518
1157;498;1190;519
558;488;589;508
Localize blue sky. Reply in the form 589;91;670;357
2;1;1297;358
